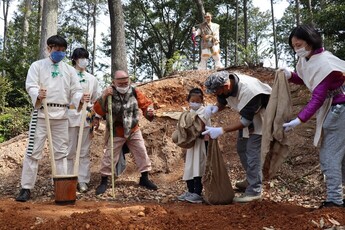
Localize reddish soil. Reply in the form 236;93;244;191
0;67;344;229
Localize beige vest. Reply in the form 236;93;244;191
226;73;272;137
296;51;345;146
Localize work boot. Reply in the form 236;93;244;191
95;176;108;195
319;201;343;209
235;179;248;192
139;171;158;190
15;189;31;202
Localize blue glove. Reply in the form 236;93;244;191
283;118;301;131
205;105;219;118
202;126;224;139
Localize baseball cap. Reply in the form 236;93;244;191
204;71;229;94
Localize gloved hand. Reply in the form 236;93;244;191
202;126;224;139
205;105;219;118
279;68;292;80
283;118;301;131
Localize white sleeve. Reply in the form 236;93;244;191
69;66;83;107
25;63;40;108
92;77;102;103
196;28;201;36
213;24;220;41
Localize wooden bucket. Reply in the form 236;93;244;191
53;175;77;205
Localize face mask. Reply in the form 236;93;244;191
189;102;202;111
295;47;311;58
50;51;66;63
116;85;130;94
77;58;88;69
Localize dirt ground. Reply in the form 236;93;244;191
0;67;344;230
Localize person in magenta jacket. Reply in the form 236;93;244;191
281;24;345;208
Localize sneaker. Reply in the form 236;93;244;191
319;201;343;209
233;194;262;203
78;182;88;193
185;193;203;204
139;177;158;190
177;192;192;201
235;179;248;191
15;189;31;202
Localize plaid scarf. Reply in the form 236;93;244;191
111;86;139;138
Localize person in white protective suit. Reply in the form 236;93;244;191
66;48;101;193
15;35;90;202
192;12;224;70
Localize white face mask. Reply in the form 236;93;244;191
77;58;88;69
295;47;311;58
116;85;130;94
189;102;202;111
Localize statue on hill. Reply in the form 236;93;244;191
192;12;224;70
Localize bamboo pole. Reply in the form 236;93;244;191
108;95;115;198
41;85;57;176
73;88;89;176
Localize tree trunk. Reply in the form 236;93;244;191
235;0;239;66
108;0;128;75
2;0;10;77
271;0;278;68
22;0;32;48
37;0;43;46
307;0;313;23
243;0;248;50
193;0;205;21
2;0;10;54
296;0;300;26
91;2;97;75
39;0;58;59
85;3;91;51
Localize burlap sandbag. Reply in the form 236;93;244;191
202;139;234;205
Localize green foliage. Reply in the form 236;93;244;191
165;51;190;75
0;77;11;109
123;0;198;80
237;43;261;67
0;107;31;143
314;3;345;59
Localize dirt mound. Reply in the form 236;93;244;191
0;67;344;229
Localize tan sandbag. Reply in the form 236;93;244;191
261;70;292;180
202;139;234;205
172;111;204;149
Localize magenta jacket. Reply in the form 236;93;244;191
290;48;345;122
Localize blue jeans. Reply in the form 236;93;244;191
320;103;345;205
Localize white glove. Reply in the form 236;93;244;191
279;68;292;80
283;118;301;131
202;126;224;139
205;105;219;118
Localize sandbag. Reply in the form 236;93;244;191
202;139;234;205
172;111;204;149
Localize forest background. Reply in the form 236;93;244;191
0;0;344;143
